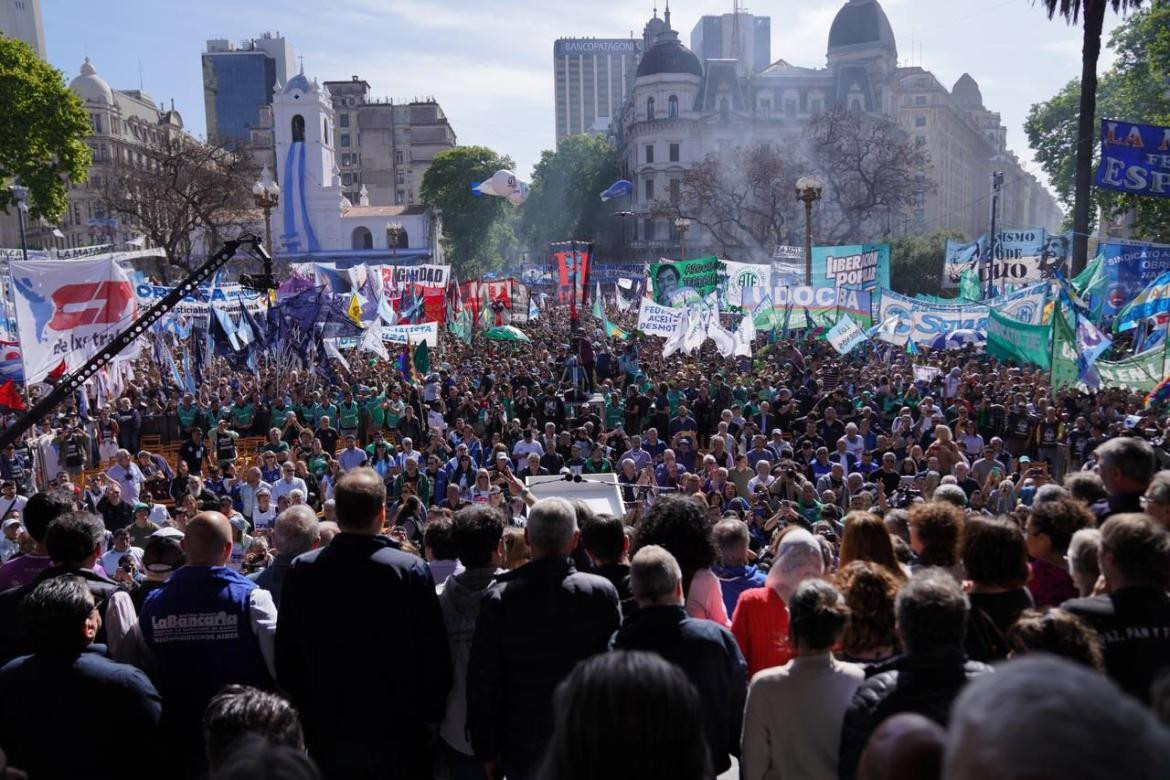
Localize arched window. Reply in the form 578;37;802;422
322;118;329;146
647;96;656;120
292;115;305;142
388;228;409;249
352;226;373;250
667;95;678;118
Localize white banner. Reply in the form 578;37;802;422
637;298;684;337
380;264;450;292
878;290;989;345
913;365;943;383
12;256;138;383
722;260;772;307
135;283;267;327
826;315;867;355
381;321;439;347
987;281;1050;326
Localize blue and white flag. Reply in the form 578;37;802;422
826;315;867;355
867;314;900;342
529;297;540;321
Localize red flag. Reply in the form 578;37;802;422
0;381;26;411
48;360;67;381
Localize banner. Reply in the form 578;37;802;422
943;231;1068;289
1053;312;1165;391
826;315;867;355
636;298;684;337
722;260;771;307
379;263;450;292
589;262;648;283
136;283;267;327
877;290;989;345
381;322;439;348
913;366;942;384
809;244;890;293
1095;119;1170;199
989;281;1051;325
11;256;137;383
747;287;872;328
1098;241;1170;317
1113;270;1170;332
650;256;724;306
552;242;591;305
987;309;1051;369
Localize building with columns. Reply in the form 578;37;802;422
615;0;1062;259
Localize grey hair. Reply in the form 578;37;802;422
896;569;969;653
1094;437;1155;486
1148;470;1170;505
944;656;1170;780
932;484;967;508
629;545;682;604
1033;484;1069;505
527;497;578;551
273;506;320;558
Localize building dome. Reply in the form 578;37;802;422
952;73;984;109
828;0;897;58
636;30;702;78
284;71;313;96
69;57;114;105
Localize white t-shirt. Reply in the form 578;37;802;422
0;495;28;520
100;546;143;575
251;506;277;532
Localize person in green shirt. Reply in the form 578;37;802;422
306;439;330;478
337;390;361;437
231;395;255;432
385;390;406;433
176;394;200;436
363;390;387;438
260;427;290;461
310;394;340;430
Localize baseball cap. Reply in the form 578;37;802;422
143;534;185;574
134;502;150;513
228;515;248;532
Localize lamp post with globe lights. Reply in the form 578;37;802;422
251;166;280;254
795;175;824;285
387;221;403;264
673;216;691;259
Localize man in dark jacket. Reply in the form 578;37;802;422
276;468;451;779
248;505;319;609
1089;437;1154;524
1062;513;1170;704
580;512;635;616
838;569;991;780
0;576;162;777
467;496;620;780
612;545;747;775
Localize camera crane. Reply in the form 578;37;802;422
0;234;277;452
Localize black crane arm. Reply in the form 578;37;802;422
0;234;273;451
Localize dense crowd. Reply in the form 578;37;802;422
0;300;1166;779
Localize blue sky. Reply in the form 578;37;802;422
44;0;1128;186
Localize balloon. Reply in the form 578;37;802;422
600;179;634;202
488;169;517;197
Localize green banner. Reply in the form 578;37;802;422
988;309;1051;369
650;256;724;306
1052;309;1166;391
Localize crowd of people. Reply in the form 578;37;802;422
0;299;1166;779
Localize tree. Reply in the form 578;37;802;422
1040;0;1145;274
420;146;514;277
1027;1;1170;244
519;134;622;256
889;229;968;297
0;37;92;221
99;134;255;271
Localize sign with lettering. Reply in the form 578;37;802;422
809;244;890;292
1095;119;1170;198
877;290;989;346
636;298;684;337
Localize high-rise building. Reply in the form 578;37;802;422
0;0;45;59
553;37;642;146
202;33;295;148
690;11;771;76
323;76;457;207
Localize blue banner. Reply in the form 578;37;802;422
809;244;890;293
1096;119;1170;198
1099;241;1170;317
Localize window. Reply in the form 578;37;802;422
644;178;655;201
669;179;681;204
340;133;351;147
810;99;823;114
388;228;409;249
342;173;352;186
759;99;771;117
352;226;373;249
340;114;350;128
292;115;305;142
396;190;406;204
395;150;404;163
668;95;678;118
915;135;926;146
913;190;926;207
91;113;103;134
669;143;679;162
645;144;654;164
785;99;797;116
915;95;927;106
647;96;655;120
322;119;328;146
643;218;656;241
914;209;925;222
396;171;405;185
915;116;927;127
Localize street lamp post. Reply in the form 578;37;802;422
795;175;824;285
673;216;691;259
10;184;29;264
251;166;280;254
387;221;403;264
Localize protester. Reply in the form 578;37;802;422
710;517;767;617
960;516;1033;663
633;495;729;626
249;506;319;608
203;684;307;775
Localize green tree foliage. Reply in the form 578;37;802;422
1028;0;1169;246
889;229;968;298
0;36;92;221
518;134;622;254
420;146;515;276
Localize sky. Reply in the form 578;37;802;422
43;0;1131;187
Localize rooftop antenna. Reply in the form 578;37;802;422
731;0;741;66
664;0;671;28
138;58;143;90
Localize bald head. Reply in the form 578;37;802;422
858;713;946;780
182;511;233;566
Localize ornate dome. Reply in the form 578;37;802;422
828;0;897;59
284;71;313;96
952;73;984;109
636;30;702;78
69;57;114;105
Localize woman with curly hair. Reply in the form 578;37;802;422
838;511;907;581
1006;609;1104;670
907;501;964;580
633;495;728;627
833;560;900;663
1024;497;1091;607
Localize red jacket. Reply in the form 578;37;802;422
730;585;793;677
